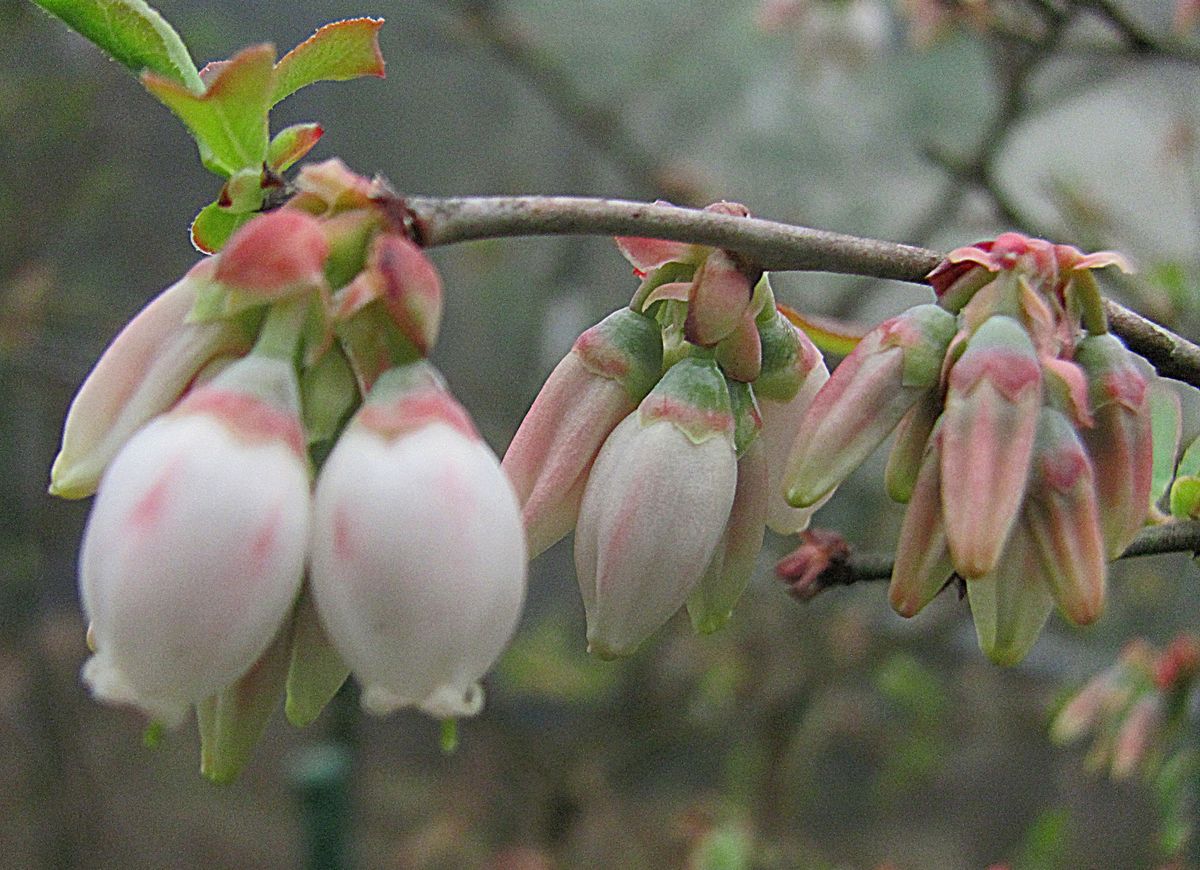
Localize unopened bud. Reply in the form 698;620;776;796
941;315;1042;578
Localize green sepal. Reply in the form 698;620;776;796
936;265;995;314
754;309;803;402
219;168;268;214
885;393;942;504
301;345;359;445
574;308;664;404
322;209;385;291
752;274;777;325
335;303;422;392
188;283;266;322
33;0;203;92
268;122;324;172
271;18;386;106
285;586;351;728
638;356;733;444
629;260;695;314
197;620;291;784
142;44;276;177
893;304;958;389
726;379;762;457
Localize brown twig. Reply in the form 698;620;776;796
401;193;1200;388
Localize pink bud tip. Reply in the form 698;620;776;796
215;210;330;297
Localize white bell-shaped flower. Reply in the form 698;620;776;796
309;363;527;718
79;355;311;725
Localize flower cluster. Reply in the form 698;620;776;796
1051;634;1199;781
784;232;1148;664
503;203;829;657
52;161;526;780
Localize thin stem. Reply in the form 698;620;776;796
785;520;1200;593
398;193;1200;388
405;195;944;281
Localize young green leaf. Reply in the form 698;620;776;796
777;302;864;358
190;201;254;254
33;0;203;93
143;44;276;177
268;123;325;172
272;18;386;106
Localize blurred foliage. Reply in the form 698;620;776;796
3;0;1200;867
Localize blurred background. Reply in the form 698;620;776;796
2;0;1200;867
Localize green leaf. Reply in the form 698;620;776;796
778;303;865;358
143;44;276;177
272;18;385;106
33;0;202;92
190;201;253;254
1149;381;1184;510
1177;435;1200;479
1169;476;1200;519
268;122;324;172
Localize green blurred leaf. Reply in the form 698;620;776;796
143;43;275;177
1014;807;1070;870
1177;435;1200;479
875;652;947;720
272;18;385;106
1149;381;1183;509
691;822;753;870
33;0;202;92
268;122;324;171
496;617;619;703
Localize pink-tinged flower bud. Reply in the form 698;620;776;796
965;523;1054;666
685;250;756;347
291;158;375;214
503;308;663;558
1075;333;1153;558
50;259;253;499
197;619;291;783
336;233;443;356
784;303;956;508
941;315;1042;579
1110;694;1162;780
714;308;763;383
1049;665;1119;745
1023;408;1106;625
214;208;330;300
687;438;769;634
79;355;311;725
754;311;831;533
889;427;956;618
614;234;697;275
774;528;851;602
575;357;738;658
310;363;527;717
